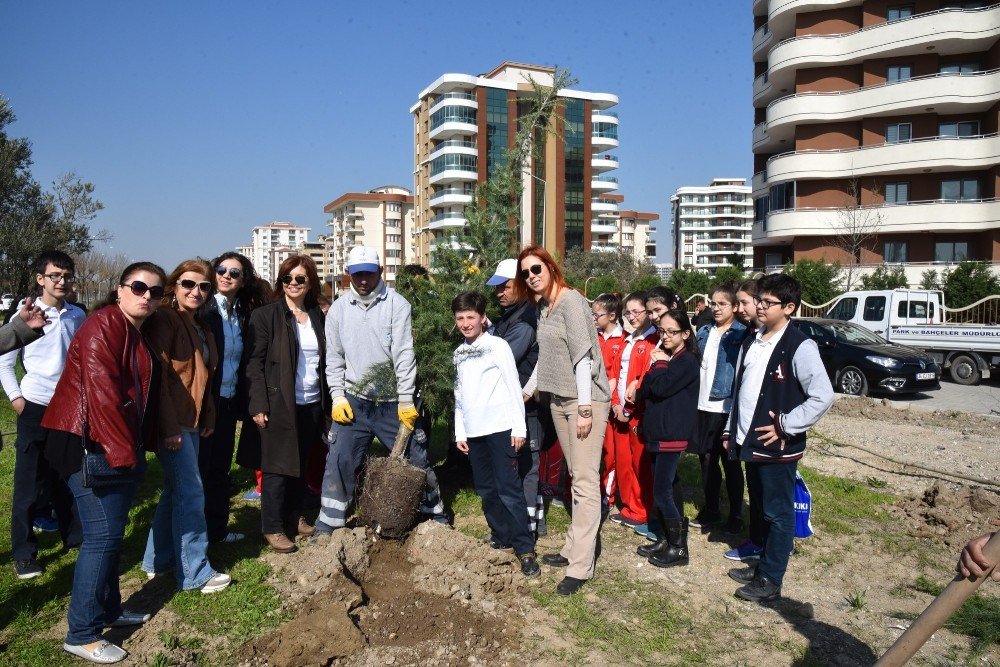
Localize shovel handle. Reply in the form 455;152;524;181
389;423;413;460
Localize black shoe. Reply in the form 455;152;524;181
689;511;722;529
736;573;782;602
13;558;42;580
648;518;689;568
637;539;669;558
541;553;569;567
519;553;540;577
489;538;513;552
728;565;756;585
556;576;586;595
723;515;745;535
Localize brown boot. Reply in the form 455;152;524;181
264;532;296;553
297;518;316;537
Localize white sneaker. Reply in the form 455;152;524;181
200;572;232;594
63;640;127;663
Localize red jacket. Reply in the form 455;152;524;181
42;305;159;468
597;326;627;387
613;329;660;410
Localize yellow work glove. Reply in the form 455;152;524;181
398;402;418;431
331;397;354;424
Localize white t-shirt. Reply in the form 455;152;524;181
698;326;727;413
295;320;321;405
735;322;789;445
617;325;655;404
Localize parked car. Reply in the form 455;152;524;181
793;318;941;396
0;294;13;312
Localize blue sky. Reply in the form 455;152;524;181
2;1;751;268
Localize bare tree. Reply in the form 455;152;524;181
72;250;129;308
833;178;883;291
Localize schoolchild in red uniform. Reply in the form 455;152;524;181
593;293;625;511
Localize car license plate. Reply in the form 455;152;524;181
916;372;935;380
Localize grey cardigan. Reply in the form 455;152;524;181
536;289;611;403
0;316;43;451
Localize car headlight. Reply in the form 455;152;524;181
865;355;901;369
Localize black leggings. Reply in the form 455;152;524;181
652;451;684;521
697;410;744;519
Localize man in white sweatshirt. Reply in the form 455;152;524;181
452;291;539;577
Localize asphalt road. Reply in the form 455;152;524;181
883;376;1000;417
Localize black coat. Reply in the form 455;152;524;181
635;348;700;452
238;299;328;476
203;299;250;415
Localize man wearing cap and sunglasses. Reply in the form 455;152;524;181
315;246;445;535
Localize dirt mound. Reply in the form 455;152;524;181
896;480;1000;547
359;457;426;539
829;396;1000;436
241;522;526;667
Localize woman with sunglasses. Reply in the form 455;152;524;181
141;259;230;594
244;255;327;553
199;252;267;544
515;245;611;596
41;262;166;663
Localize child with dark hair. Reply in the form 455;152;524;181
644;287;684;329
724;273;833;602
451;291;539;577
592;293;626;514
626;308;700;568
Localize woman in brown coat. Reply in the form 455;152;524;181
141;259;231;593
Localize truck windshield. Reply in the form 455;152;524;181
827;321;886;345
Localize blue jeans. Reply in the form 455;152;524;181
467;430;534;555
745;460;797;586
65;464;142;645
142;431;216;590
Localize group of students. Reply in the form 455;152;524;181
456;249;835;605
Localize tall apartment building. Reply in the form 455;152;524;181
411;61;621;264
323;186;415;287
670;178;753;274
751;1;999;281
299;234;334;291
588;192;659;260
248;222;311;283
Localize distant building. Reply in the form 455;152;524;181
299;234;335;292
670;178;752;275
248;222;310;283
619;209;658;262
235;244;252;259
651;263;674;283
322;186;415;287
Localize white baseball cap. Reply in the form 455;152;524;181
486;258;518;287
346;246;381;274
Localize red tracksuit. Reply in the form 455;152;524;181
597;326;627;505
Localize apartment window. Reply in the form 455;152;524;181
768;181;794;213
884;241;908;263
764;252;784;268
886;123;912;143
385;250;401;259
887;5;914;22
940;178;980;201
940;62;979;75
935;241;969;262
887;65;912;83
386;234;401;243
884;182;910;205
938;120;980;137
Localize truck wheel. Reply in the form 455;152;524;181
838;366;868;396
949;354;981;386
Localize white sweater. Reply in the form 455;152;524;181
453;332;526;440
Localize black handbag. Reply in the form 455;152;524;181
80;342;144;488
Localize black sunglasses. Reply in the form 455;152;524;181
216;266;242;279
179;279;212;292
122;281;164;300
281;274;307;285
519;264;543;280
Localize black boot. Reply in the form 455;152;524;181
649;517;689;568
637;509;669;558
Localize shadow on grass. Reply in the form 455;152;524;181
759;596;879;666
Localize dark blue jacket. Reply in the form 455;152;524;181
696;320;747;401
635;348;700;452
491;299;538;416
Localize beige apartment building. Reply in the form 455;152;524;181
670;178;753;275
751;1;1000;281
411;61;624;264
247;221;311;283
322;185;415;287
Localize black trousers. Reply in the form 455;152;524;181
198;396;240;543
11;400;81;560
260;403;322;536
697;410;744;520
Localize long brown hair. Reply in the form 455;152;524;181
275;255;320;309
514;244;569;304
163;259;215;315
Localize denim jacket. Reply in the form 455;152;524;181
696;320;747;400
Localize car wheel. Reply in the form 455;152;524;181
837;366;868;396
948;354;980;386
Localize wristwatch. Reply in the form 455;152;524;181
578;406;592;418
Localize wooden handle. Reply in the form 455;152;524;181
877;531;1000;666
389;423;413;460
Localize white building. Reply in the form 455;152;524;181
670;178;753;275
249;222;311;283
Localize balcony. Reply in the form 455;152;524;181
762;1;865;45
429;139;478;161
591;154;620;172
432;235;473;251
591;175;619;192
591;126;619;152
347;209;363;218
591;221;619;235
429;187;474;208
765;133;1000;182
591;198;620;214
752;22;771;61
755;4;1000;107
752;170;767;195
345;223;364;236
591;242;620;253
429;94;477;118
755;69;1000;152
427;211;468;231
429;105;478;141
754;198;1000;244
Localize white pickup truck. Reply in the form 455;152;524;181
824;289;1000;386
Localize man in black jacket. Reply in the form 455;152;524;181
486;259;545;538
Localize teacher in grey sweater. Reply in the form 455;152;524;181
515;245;611;596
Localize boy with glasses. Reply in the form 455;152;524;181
723;274;833;602
0;250;86;579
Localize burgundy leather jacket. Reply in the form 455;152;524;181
42;305;159;467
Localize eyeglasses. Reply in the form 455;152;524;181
624;309;646;319
519;264;543;280
216;267;242;279
281;274;307;285
709;301;732;309
44;273;75;283
122;281;164;300
660;328;685;337
754;296;785;310
179;279;212;292
592;311;608;320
